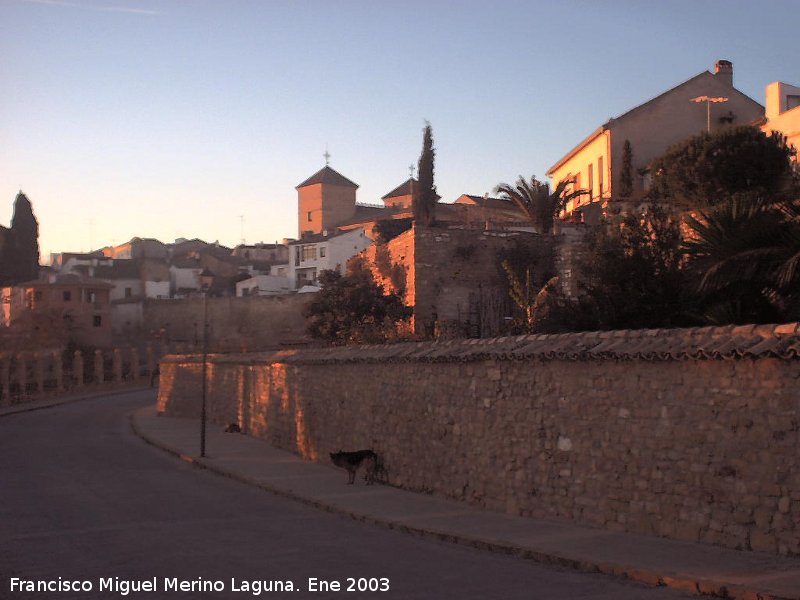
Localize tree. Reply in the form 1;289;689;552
494;175;586;234
0;226;11;285
501;259;560;333
413;122;437;226
648;126;797;208
682;195;800;324
619;140;634;199
577;204;690;330
1;192;40;285
303;268;412;345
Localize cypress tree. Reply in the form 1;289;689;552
9;191;40;283
414;122;437;226
0;225;10;285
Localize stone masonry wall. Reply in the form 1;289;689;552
361;224;553;338
158;323;800;555
143;293;310;352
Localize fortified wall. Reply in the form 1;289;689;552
143;293;310;352
362;224;555;338
157;323;800;556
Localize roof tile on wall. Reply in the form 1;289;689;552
277;323;800;365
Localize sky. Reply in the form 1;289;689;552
1;0;797;262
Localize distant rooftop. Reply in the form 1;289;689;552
296;166;359;189
382;178;417;199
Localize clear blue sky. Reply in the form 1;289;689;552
1;0;797;261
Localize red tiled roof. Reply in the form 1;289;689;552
382;178;416;199
296;166;359;189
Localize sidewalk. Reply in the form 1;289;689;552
132;405;800;600
0;385;151;418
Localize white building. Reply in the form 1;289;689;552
236;275;292;297
287;228;371;288
169;258;205;297
761;81;800;162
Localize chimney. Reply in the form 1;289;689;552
714;60;733;87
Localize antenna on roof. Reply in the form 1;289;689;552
324;145;331;166
239;215;245;245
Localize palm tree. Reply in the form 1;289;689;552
494;175;586;234
683;194;800;323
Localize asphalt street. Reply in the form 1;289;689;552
0;390;693;599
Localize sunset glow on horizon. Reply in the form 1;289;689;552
1;0;797;261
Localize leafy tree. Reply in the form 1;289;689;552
619;140;634;199
682;195;800;324
648;126;797;208
577;204;690;330
303;268;412;345
494;175;586;234
413;122;437;226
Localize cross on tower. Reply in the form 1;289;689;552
324;147;331;166
409;163;415;179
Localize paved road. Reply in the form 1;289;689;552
0;391;692;599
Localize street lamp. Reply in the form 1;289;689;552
690;95;729;133
199;270;214;458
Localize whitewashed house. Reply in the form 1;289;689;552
287;228;371;289
235;275;292;297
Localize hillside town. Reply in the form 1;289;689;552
3;3;800;592
1;61;798;352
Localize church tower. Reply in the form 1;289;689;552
296;165;358;238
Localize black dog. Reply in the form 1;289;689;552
330;450;378;485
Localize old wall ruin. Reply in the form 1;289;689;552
362;224;555;337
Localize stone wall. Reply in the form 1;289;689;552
157;323;800;556
361;224;554;338
143;293;311;352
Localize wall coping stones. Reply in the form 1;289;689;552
161;322;800;366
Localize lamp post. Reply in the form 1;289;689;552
199;271;213;458
690;95;729;133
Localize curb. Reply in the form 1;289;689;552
129;408;796;600
0;386;153;418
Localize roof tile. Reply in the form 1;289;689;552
277;322;800;365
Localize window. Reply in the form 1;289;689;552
63;290;72;302
301;246;317;261
320;246;326;258
34;290;43;301
598;157;604;195
86;290;96;303
124;287;132;298
307;211;312;222
587;164;593;199
93;315;102;327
